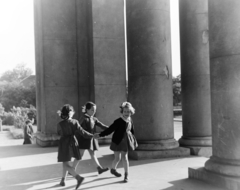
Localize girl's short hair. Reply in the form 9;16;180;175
82;101;96;113
59;104;74;120
120;102;135;114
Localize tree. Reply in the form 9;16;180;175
0;63;33;82
173;75;181;106
0;82;36;111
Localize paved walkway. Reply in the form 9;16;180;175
0;122;224;190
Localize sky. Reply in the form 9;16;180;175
0;0;181;77
0;0;35;75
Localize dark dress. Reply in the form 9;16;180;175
57;118;93;162
99;117;137;152
23;124;34;144
110;121;133;152
76;114;108;150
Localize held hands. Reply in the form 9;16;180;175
93;133;100;139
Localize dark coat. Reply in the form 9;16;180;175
76;114;108;150
99;117;135;145
57;118;93;162
23;124;34;144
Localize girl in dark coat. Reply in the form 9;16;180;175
95;102;137;182
23;119;34;144
57;104;93;189
72;102;109;174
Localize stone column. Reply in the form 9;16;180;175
91;0;127;144
189;0;240;189
34;0;126;146
127;0;189;160
34;0;87;146
178;0;212;156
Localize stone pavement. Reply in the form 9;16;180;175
0;122;225;190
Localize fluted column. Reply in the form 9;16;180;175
178;0;212;156
189;0;240;189
127;0;189;159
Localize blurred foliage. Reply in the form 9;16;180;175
0;64;36;127
0;81;36;111
173;74;181;106
0;63;33;82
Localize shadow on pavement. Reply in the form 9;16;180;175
160;178;225;190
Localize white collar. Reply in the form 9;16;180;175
121;116;131;123
85;113;93;118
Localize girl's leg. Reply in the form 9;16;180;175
88;149;109;174
110;151;122;177
112;151;121;169
72;149;85;170
63;161;84;189
88;149;101;167
63;161;78;176
121;151;129;182
121;151;129;174
59;163;68;186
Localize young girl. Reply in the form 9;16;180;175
23;119;34;144
72;102;109;174
57;104;93;189
96;102;137;182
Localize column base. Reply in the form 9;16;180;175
137;139;179;150
128;147;190;160
189;167;240;190
179;136;212;147
35;132;60;147
184;146;212;157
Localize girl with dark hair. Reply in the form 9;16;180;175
95;102;138;183
72;102;109;174
57;104;93;189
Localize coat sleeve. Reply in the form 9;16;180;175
99;120;117;137
95;118;108;130
75;121;93;139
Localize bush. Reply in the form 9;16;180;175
2;112;14;125
11;106;29;129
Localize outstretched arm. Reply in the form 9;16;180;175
95;118;108;130
76;122;93;139
99;120;117;137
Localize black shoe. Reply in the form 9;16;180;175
75;175;84;190
124;172;128;182
97;166;109;174
110;168;122;177
59;178;65;186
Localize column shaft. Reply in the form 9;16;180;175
205;0;240;176
127;0;189;159
189;0;240;189
91;0;127;144
34;0;89;146
179;0;212;154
